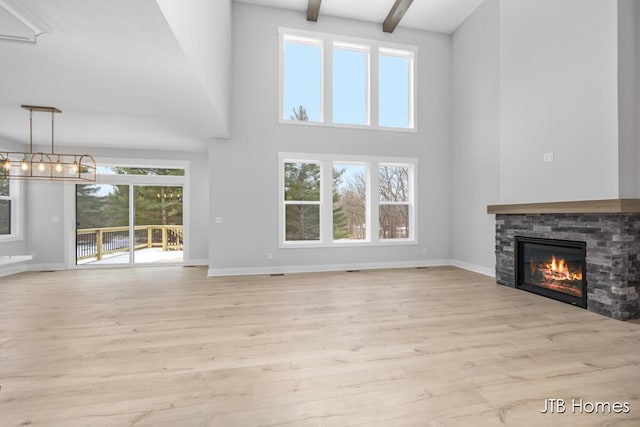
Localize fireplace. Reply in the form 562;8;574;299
515;236;587;308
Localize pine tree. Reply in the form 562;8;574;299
76;184;108;229
284;162;320;240
332;167;350;239
290;105;309;121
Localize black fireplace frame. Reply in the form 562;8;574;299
514;236;587;309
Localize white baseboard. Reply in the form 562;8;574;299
184;258;208;267
208;259;451;277
27;263;66;272
450;259;495;277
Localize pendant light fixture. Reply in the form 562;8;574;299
0;105;96;182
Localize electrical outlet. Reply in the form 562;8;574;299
215;217;223;224
267;253;273;260
543;152;554;163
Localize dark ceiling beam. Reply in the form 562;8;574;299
307;0;321;22
383;0;413;33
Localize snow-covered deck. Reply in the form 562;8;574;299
78;247;183;265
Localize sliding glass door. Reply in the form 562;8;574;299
76;182;184;266
133;185;183;264
76;184;130;265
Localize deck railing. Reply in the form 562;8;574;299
76;225;183;261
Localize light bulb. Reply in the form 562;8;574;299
71;160;79;173
38;160;45;171
55;160;63;173
3;158;10;170
21;159;28;171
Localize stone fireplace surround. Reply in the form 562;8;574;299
488;200;640;320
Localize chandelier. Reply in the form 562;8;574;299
0;105;96;182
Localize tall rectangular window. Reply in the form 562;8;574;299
332;44;368;125
333;163;367;241
282;37;322;122
378;164;410;239
378;49;413;129
283;161;321;241
0;174;20;239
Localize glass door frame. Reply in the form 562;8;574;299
65;158;188;269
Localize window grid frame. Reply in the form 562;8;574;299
280;33;325;123
378;48;416;130
279;153;417;249
282;160;323;244
279;27;417;132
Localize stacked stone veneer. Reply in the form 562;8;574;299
496;214;640;320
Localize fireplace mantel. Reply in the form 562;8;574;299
487;199;640;214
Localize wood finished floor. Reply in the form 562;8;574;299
1;266;639;426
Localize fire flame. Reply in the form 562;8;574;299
550;255;582;280
531;255;582;281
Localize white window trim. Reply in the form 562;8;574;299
378;48;416;130
279;152;417;248
280;32;325;124
0;177;22;242
281;158;322;243
278;27;417;132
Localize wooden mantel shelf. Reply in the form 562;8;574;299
487;199;640;214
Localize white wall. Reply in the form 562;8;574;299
208;2;452;275
637;1;640;195
0;239;26;257
618;0;638;198
451;0;500;275
24;145;209;269
499;0;620;203
156;0;232;138
25;180;65;269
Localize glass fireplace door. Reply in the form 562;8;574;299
516;237;587;308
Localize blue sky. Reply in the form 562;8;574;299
333;48;366;125
283;41;411;127
379;54;409;128
283;43;322;121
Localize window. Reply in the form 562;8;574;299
378;164;410;239
279;28;416;130
280;153;416;247
333;44;368;125
282;36;323;122
333;162;367;241
283;161;321;241
379;49;414;129
0;174;21;240
96;166;185;176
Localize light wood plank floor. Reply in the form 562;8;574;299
1;266;639;426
